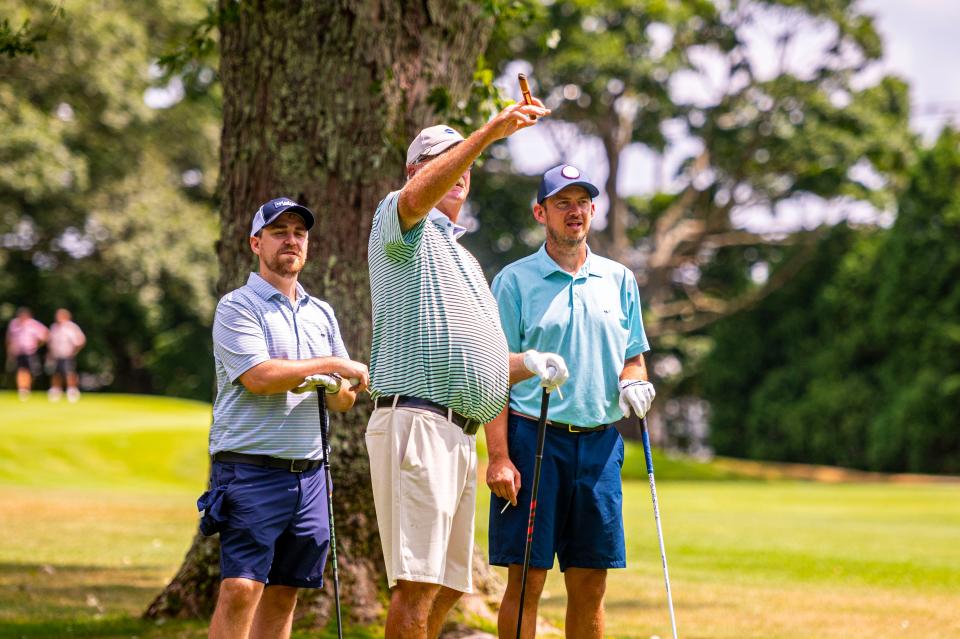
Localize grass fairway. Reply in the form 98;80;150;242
1;392;959;638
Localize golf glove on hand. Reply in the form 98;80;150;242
523;350;569;392
619;379;656;418
293;374;342;394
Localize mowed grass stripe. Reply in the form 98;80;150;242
0;392;210;492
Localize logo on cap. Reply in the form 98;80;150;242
444;128;456;134
274;199;296;208
561;165;581;179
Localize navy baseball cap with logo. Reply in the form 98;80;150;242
249;197;316;237
537;164;601;203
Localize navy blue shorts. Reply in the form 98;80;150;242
197;460;330;588
489;413;626;571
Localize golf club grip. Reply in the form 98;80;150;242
640;416;654;474
516;388;550;639
317;392;344;639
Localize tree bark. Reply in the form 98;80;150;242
146;0;496;628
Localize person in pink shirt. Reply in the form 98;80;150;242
5;307;49;400
47;308;86;402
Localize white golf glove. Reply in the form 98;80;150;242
522;350;569;392
292;374;342;394
618;379;656;418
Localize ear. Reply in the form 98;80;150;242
532;202;546;224
249;235;260;256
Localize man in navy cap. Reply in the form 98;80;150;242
485;166;656;638
202;197;370;639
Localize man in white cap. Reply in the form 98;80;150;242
365;99;566;639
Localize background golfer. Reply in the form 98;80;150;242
201;197;368;639
5;307;48;401
46;308;86;402
365;98;551;639
486;165;656;639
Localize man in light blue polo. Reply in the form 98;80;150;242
201;197;369;639
485;165;656;639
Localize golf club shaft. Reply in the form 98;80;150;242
318;391;343;639
516;388;550;639
640;416;678;639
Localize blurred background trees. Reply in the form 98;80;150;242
0;0;219;399
464;0;919;445
701;129;960;473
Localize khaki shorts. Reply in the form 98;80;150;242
365;402;477;593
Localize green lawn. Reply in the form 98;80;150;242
1;391;958;638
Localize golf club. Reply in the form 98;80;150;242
640;415;679;639
515;386;551;639
317;381;343;639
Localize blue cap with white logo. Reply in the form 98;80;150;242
537;164;601;203
249;197;316;237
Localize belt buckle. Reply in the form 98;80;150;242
289;459;303;473
567;423;577;433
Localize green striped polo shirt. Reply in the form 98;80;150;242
368;190;509;423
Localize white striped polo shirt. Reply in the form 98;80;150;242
368;190;509;423
210;272;349;460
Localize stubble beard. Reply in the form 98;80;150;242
547;226;586;252
264;251;304;278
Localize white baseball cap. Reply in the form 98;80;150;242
406;124;465;165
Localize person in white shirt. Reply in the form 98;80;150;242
47;308;86;402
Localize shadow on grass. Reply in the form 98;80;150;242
0;562;205;638
0;563;380;639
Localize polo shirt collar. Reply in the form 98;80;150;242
428;209;467;240
247;272;309;305
535;243;599;279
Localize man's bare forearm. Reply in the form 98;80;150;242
239;357;358;395
508;352;535;385
484;405;511;462
397;126;497;229
620;353;648;382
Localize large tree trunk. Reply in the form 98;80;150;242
146;0;498;629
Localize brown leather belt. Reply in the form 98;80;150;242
212;450;323;473
375;395;481;435
509;410;613;433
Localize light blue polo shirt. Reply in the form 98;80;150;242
492;244;649;428
210;272;349;460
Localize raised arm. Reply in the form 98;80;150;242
397;99;549;231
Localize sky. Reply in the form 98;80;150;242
859;0;960;138
497;0;960;233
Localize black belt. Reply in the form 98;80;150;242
510;410;614;434
375;395;482;435
212;451;324;473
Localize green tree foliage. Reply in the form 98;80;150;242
702;130;960;474
0;0;219;399
471;0;913;338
